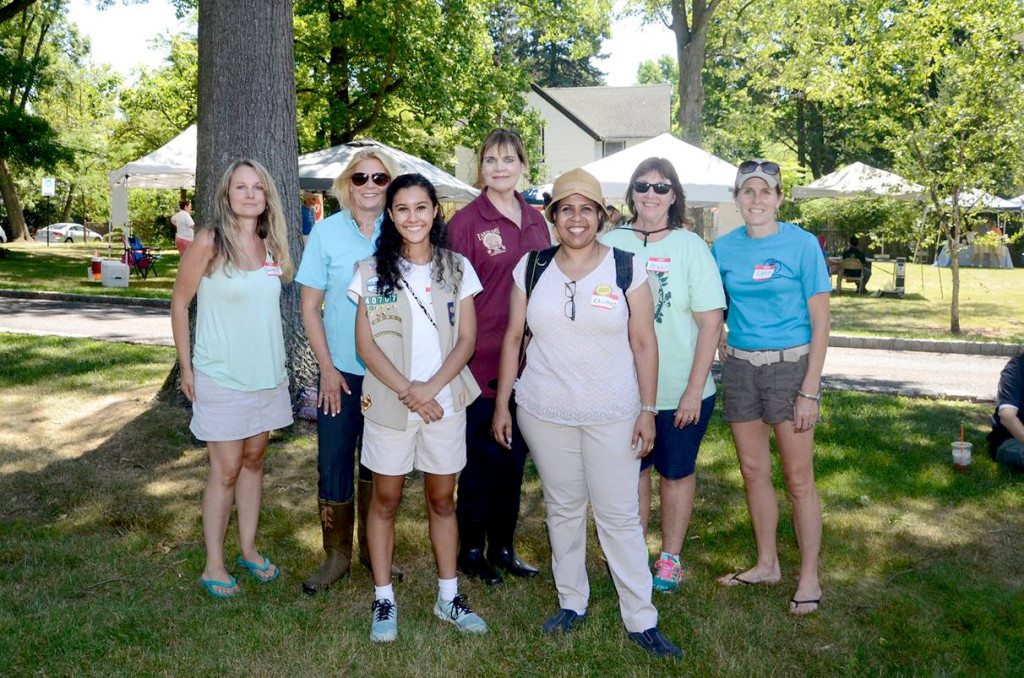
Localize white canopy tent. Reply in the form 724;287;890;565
108;126;197;227
948;189;1020;211
108;127;479;228
791;162;925;201
298;139;479;204
579;133;738;205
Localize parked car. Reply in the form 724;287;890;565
33;223;104;243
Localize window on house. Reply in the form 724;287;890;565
603;140;625;157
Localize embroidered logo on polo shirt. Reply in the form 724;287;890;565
477;227;506;256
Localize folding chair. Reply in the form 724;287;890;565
837;258;865;294
122;235;161;279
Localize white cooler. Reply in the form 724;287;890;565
101;260;130;288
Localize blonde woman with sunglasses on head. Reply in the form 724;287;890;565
171;159;294;598
711;159;830;615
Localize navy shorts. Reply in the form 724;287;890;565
641;394;716;479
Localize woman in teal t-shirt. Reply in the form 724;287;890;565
601;157;725;594
710;159;831;615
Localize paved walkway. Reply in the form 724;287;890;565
0;296;1007;402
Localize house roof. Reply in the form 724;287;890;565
531;83;671;141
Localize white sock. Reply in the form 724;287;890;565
438;577;458;602
374;584;395;603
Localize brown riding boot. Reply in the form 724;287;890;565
357;478;404;582
301;498;354;595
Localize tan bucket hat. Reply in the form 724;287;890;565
544;168;608;223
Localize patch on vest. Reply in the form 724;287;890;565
447;301;456;326
360;394;372;412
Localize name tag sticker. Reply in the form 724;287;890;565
264;261;283;277
591;284;619;310
752;264;776;281
646;257;670;273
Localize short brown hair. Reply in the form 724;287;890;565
477;128;527;187
624;157;691;229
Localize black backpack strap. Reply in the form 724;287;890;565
612;247;634;317
517;246;559;379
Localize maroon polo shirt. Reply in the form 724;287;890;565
449;188;551;397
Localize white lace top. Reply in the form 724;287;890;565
512;248;648;426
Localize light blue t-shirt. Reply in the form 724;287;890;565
601;228;726;408
711;221;831;350
295;209;382;374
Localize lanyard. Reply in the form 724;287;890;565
400;273;437;329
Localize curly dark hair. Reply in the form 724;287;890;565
624;156;691;229
374;173;462;298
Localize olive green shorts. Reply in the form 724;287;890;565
722;353;809;425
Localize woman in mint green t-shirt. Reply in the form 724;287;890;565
171;159;294;599
602;157;725;594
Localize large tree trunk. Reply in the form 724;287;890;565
670;0;721;148
0;158;30;240
184;0;315;400
60;183;74;224
948;203;962;335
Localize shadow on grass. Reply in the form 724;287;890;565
2;385;1023;675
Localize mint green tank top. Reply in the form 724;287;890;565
192;255;287;392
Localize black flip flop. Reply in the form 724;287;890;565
789;597;821;614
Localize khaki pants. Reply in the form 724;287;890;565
518;408;657;633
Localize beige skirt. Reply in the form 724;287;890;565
190;369;293;442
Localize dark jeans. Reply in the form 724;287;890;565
456;397;528;548
995;438;1024;470
317;371;372;503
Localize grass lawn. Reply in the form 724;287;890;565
1;333;1022;676
0;241;178;299
830;262;1024;343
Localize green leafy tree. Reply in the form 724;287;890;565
0;0;75;239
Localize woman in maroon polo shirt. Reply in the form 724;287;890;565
448;128;552;584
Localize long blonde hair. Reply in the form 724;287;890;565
207;159;294;281
331;147;401;210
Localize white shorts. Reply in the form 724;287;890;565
189;369;293;442
362;411;467;476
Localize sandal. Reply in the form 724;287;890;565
199;575;239;598
236;555;280;583
789;597;821;615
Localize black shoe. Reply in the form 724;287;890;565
487;546;540;578
457;548;503;586
541;608;586;635
628;627;683;658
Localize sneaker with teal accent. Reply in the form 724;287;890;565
370;598;398;643
652;555;688;592
434;594;488;634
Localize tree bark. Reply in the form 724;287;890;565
177;0;316;403
669;0;722;148
0;159;29;240
60;183;74;224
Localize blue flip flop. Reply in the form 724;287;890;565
236;555;280;583
199;574;239;598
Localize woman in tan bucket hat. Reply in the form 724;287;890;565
492;168;683;659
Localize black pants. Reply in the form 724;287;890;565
316;371;372;503
456;397;529;549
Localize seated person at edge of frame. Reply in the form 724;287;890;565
840;236;871;291
988;353;1024;470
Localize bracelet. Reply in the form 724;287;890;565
640;405;658;414
797;390;821;402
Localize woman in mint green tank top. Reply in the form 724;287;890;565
171;159;295;599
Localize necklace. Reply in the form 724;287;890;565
621;225;671;247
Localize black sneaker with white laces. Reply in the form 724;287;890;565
628;627;683;658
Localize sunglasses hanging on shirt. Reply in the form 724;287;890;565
351;172;391;187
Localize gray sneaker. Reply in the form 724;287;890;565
433;594;488;634
370;598;398;643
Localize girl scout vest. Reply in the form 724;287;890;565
357;257;481;430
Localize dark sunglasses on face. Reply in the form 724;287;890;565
351;172;390;187
738;160;781;176
632;180;672;195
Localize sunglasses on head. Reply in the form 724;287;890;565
738;160;781;176
632;180;672;195
351;172;390;187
